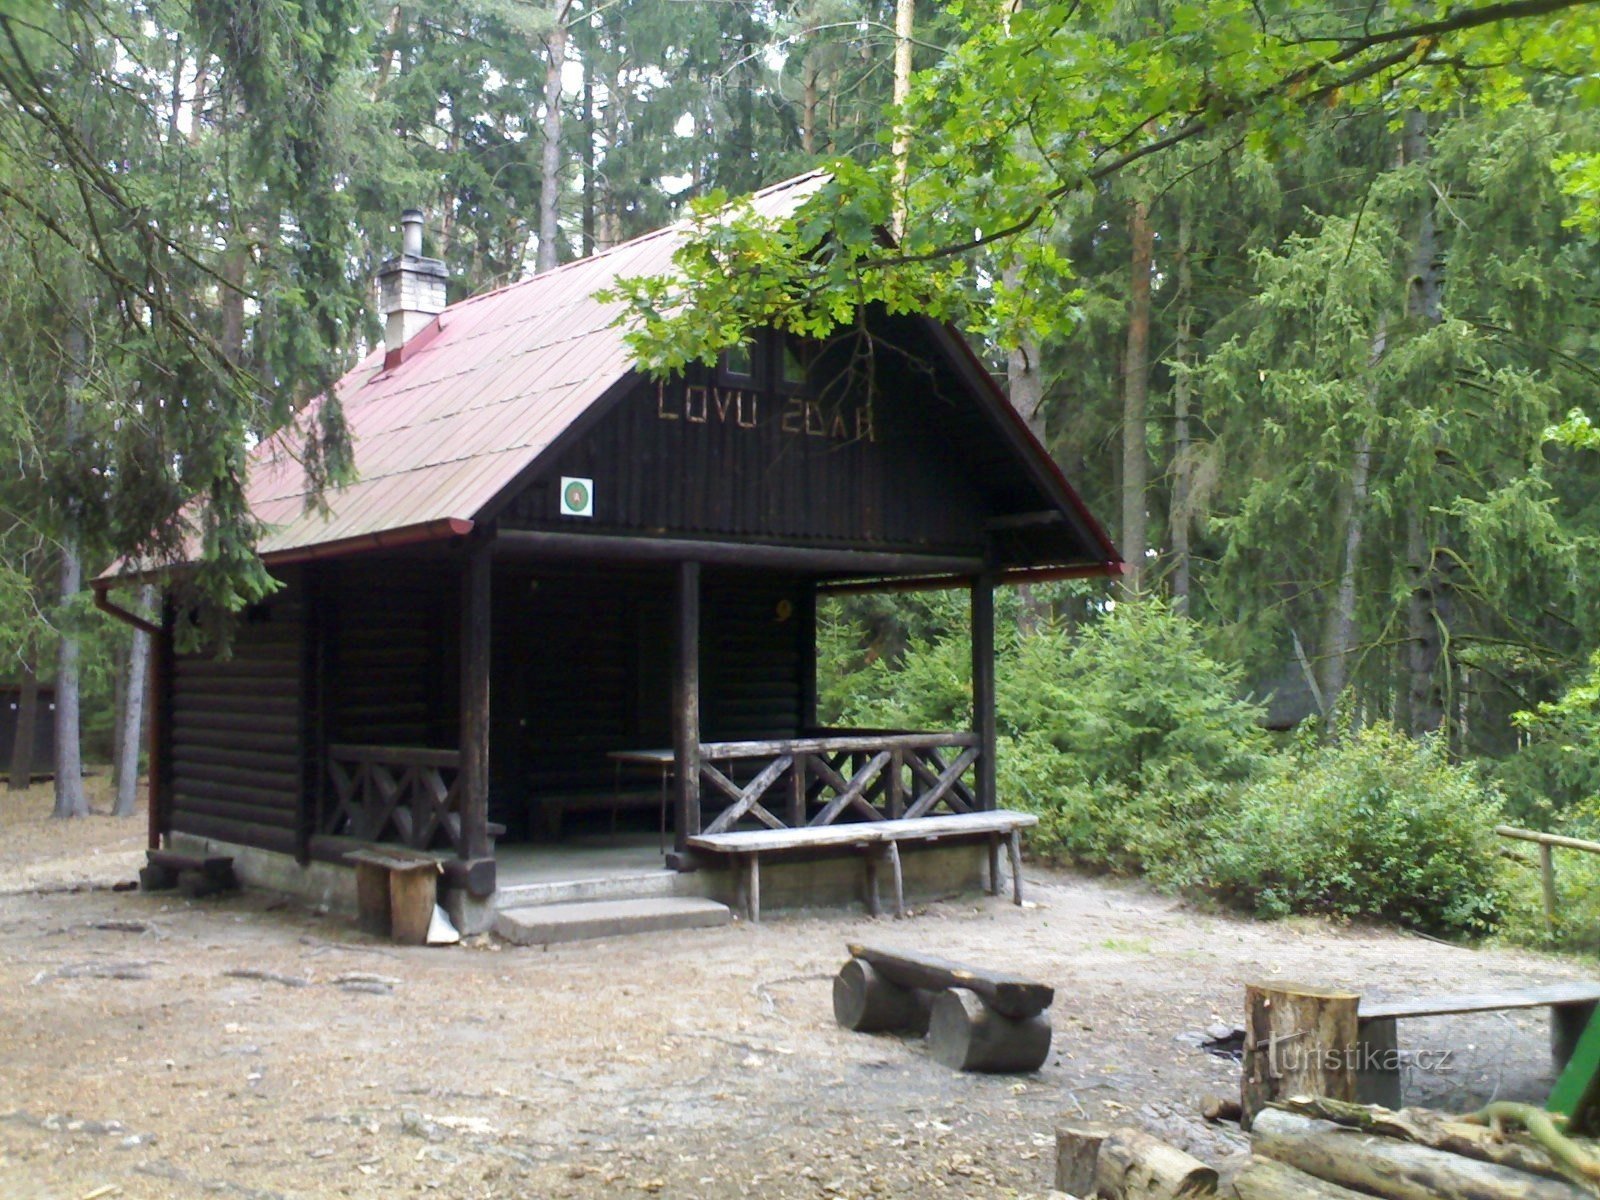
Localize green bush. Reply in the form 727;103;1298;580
999;600;1269;872
1200;724;1507;936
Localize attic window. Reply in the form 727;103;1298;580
776;334;815;395
717;339;759;386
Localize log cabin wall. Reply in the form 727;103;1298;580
321;559;458;748
169;570;305;855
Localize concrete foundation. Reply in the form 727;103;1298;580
169;833;357;914
163;832;994;937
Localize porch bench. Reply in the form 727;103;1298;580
687;809;1037;923
1353;982;1600;1109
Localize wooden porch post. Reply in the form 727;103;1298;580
459;540;492;863
672;560;702;861
971;572;997;811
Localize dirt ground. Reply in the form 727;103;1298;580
2;781;1595;1200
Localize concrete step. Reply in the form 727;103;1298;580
493;869;710;910
492;896;732;946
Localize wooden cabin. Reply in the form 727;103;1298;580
94;173;1120;931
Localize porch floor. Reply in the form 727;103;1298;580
494;834;669;887
490;834;713;910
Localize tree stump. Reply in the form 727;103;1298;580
1055;1123;1111;1195
832;957;932;1034
1240;983;1359;1129
927;986;1051;1073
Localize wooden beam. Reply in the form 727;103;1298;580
297;565;326;865
493;528;985;576
798;581;818;730
971;572;997;812
458;540;492;862
147;601;174;852
673;561;702;854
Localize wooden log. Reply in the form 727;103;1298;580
1093;1126;1219;1198
1274;1095;1597;1186
1233;1155;1370;1199
832;958;933;1034
927;986;1051;1073
1241;983;1359;1129
354;861;391;937
847;944;1053;1019
1054;1123;1111;1195
387;866;438;946
1251;1108;1591;1200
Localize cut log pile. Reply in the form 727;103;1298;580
1056;1097;1600;1199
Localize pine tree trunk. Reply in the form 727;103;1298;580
1402;108;1449;736
537;6;572;273
113;584;155;818
1317;320;1384;726
1120;196;1153;597
580;57;595;258
53;543;87;818
801;63;819;156
890;0;915;239
1169;206;1193;615
8;654;39;790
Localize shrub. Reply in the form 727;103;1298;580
1200;724;1507;936
1000;600;1269;872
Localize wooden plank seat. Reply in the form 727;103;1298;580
687;810;1037;922
1355;981;1600;1109
833;944;1055;1072
140;849;237;897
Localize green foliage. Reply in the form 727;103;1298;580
1201;726;1507;936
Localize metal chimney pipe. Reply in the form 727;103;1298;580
401;208;424;258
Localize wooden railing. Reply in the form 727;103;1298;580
698;732;981;836
1497;825;1600;934
323;744;466;855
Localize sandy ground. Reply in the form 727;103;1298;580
1;781;1595;1200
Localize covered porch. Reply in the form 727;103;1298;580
307;543;1007;908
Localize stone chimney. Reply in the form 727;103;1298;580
377;208;447;363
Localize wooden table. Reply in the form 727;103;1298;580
606;749;676;851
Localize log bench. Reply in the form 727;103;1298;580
1355;982;1600;1109
686;810;1037;922
344;845;444;945
140;849;236;898
833;944;1055;1072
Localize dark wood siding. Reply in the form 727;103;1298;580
169;576;304;854
701;574;807;743
500;320;1003;552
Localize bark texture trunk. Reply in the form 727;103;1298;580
113;584;156;817
889;0;915;240
1240;983;1359;1129
1120;195;1153;597
1169;206;1193;614
52;542;86;818
536;4;573;273
1402;108;1449;736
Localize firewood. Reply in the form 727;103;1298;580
1252;1108;1592;1200
1276;1095;1596;1187
1092;1126;1219;1198
1232;1155;1370;1199
1055;1123;1111;1195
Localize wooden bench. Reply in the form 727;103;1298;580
140;850;236;898
834;944;1055;1072
687;810;1037;922
1355;982;1600;1108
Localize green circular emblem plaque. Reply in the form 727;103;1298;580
563;479;590;512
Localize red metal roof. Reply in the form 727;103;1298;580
240;172;832;558
98;168;1120;580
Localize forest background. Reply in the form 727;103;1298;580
3;0;1600;947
